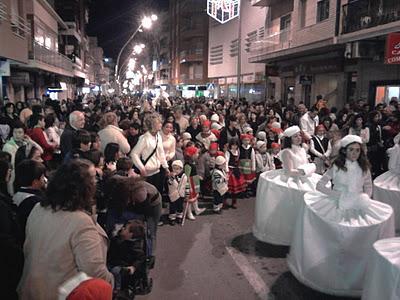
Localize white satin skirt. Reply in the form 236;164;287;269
374;171;400;231
287;191;395;297
253;170;321;246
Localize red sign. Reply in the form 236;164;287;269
385;33;400;64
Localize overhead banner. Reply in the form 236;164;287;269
385;33;400;64
207;0;240;24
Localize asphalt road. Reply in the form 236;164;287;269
138;197;359;300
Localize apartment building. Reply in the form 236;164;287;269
250;0;345;108
208;0;267;102
169;0;209;97
0;0;30;101
0;0;107;102
338;0;400;106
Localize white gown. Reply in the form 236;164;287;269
253;145;321;245
288;160;395;297
374;144;400;230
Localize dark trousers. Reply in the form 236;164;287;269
213;191;225;206
146;171;164;194
169;197;184;217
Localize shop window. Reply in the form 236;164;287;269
317;0;329;22
375;85;400;105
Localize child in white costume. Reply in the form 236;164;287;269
253;125;321;246
288;135;395;297
211;156;229;214
167;160;187;225
373;132;400;230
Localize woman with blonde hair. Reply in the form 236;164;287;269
98;112;130;155
130;113;170;194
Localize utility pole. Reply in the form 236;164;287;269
236;0;242;101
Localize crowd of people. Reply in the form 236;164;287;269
0;92;399;299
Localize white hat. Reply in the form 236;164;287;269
215;156;226;166
271;122;281;129
257;131;266;141
182;132;192;140
283;126;301;137
199;115;207;122
256;140;266;150
243;126;253;134
211;122;222;130
210;114;219;122
340;135;362;148
171;160;183;169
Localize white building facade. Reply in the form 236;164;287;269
208;0;267;102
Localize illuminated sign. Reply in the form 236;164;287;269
207;0;240;24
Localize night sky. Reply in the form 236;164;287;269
87;0;169;59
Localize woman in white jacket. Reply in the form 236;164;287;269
98;112;130;155
130;113;170;193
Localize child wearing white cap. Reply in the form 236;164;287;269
211;155;229;214
167;160;187;225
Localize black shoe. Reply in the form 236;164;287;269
213;210;222;215
169;219;176;226
146;256;156;269
132;278;153;295
176;218;183;224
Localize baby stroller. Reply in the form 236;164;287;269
106;212;153;299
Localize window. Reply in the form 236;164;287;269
299;0;307;28
317;0;329;22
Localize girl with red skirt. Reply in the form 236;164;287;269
225;139;246;208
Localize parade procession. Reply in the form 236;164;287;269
0;0;399;299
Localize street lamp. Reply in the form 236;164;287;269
115;14;157;90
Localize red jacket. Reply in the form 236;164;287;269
27;128;54;161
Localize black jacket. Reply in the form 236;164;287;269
60;124;78;157
0;193;24;300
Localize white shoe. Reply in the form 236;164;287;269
193;201;206;216
186;204;196;220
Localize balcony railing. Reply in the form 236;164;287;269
31;42;73;72
180;49;203;63
249;28;292;54
342;0;400;34
0;2;7;22
10;14;30;38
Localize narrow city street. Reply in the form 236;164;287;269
139;198;358;300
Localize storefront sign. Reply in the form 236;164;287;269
293;59;343;75
207;0;240;24
11;72;30;86
385;33;400;64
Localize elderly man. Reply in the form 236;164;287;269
60;111;85;157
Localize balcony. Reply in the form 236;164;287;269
249;28;292;55
0;2;7;22
10;14;31;38
342;0;400;35
251;0;279;6
30;42;73;76
180;27;204;39
180;49;203;64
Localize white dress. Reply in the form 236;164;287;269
288;160;395;297
374;144;400;230
253;145;321;245
362;237;400;300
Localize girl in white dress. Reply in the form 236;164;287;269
288;135;395;297
253;126;321;246
374;133;400;230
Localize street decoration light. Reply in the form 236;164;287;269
207;0;240;24
207;0;242;99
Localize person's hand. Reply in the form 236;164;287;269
140;168;147;177
164;168;171;177
383;125;391;131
